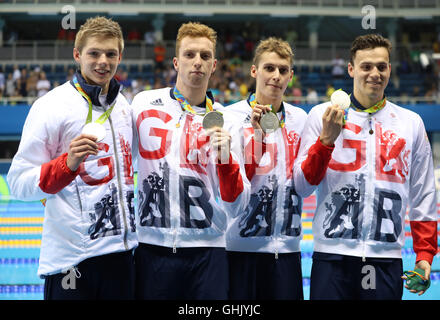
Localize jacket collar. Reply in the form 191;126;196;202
246;91;285;113
70;71;122;106
169;87;215;108
350;92;386;111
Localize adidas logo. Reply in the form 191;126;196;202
151;98;163;106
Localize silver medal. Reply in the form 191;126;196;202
331;89;351;110
82;122;106;142
202;111;224;129
260;112;280;133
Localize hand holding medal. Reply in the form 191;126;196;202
82;122;106;142
173;86;228;161
202;110;224;129
260;112;280;133
330;89;350;124
73;75;114;143
80;100;114;142
319;90;348;147
66;133;99;171
67;75;115;171
249;93;283;135
250;103;272;129
330;89;351;110
173;86;224;130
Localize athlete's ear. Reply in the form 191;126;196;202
173;57;178;72
348;62;354;78
250;64;257;79
211;58;217;75
73;47;81;63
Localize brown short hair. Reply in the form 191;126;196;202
253;37;294;68
175;22;217;56
350;34;391;64
75;16;124;54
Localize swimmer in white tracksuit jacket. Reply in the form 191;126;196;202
224;38;307;300
7;17;137;300
131;22;250;300
294;34;437;300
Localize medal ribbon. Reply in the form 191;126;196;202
173;86;213;116
346;95;386;133
249;93;285;128
73;75;115;125
350;95;387;114
342;95;387;124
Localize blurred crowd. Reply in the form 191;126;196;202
2;20;440;105
0;65;53;101
1;44;439;105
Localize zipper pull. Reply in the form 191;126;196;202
173;229;177;253
275;250;279;260
72;266;82;279
362;242;366;262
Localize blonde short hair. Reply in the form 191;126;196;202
175;22;217;56
253;37;294;68
74;16;124;54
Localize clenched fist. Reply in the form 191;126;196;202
250;103;272;142
205;127;232;164
320;104;345;147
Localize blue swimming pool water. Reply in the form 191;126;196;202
1;193;439;300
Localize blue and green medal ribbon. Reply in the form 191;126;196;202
72;75;116;126
350;95;387;114
173;86;215;128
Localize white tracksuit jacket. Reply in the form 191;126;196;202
131;87;250;250
7;75;137;277
294;100;438;263
224;99;307;255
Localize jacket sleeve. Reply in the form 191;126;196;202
293;106;334;197
408;116;438;264
216;122;250;219
7;97;76;201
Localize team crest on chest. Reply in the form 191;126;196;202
376;123;410;183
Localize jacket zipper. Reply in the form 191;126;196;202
75;184;83;214
108;114;129;251
363;114;374;262
172;111;186;254
274;128;283;261
74;184;86;248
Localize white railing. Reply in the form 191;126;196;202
1;0;439;8
0;40;433;64
1;0;440;17
0;40;170;63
